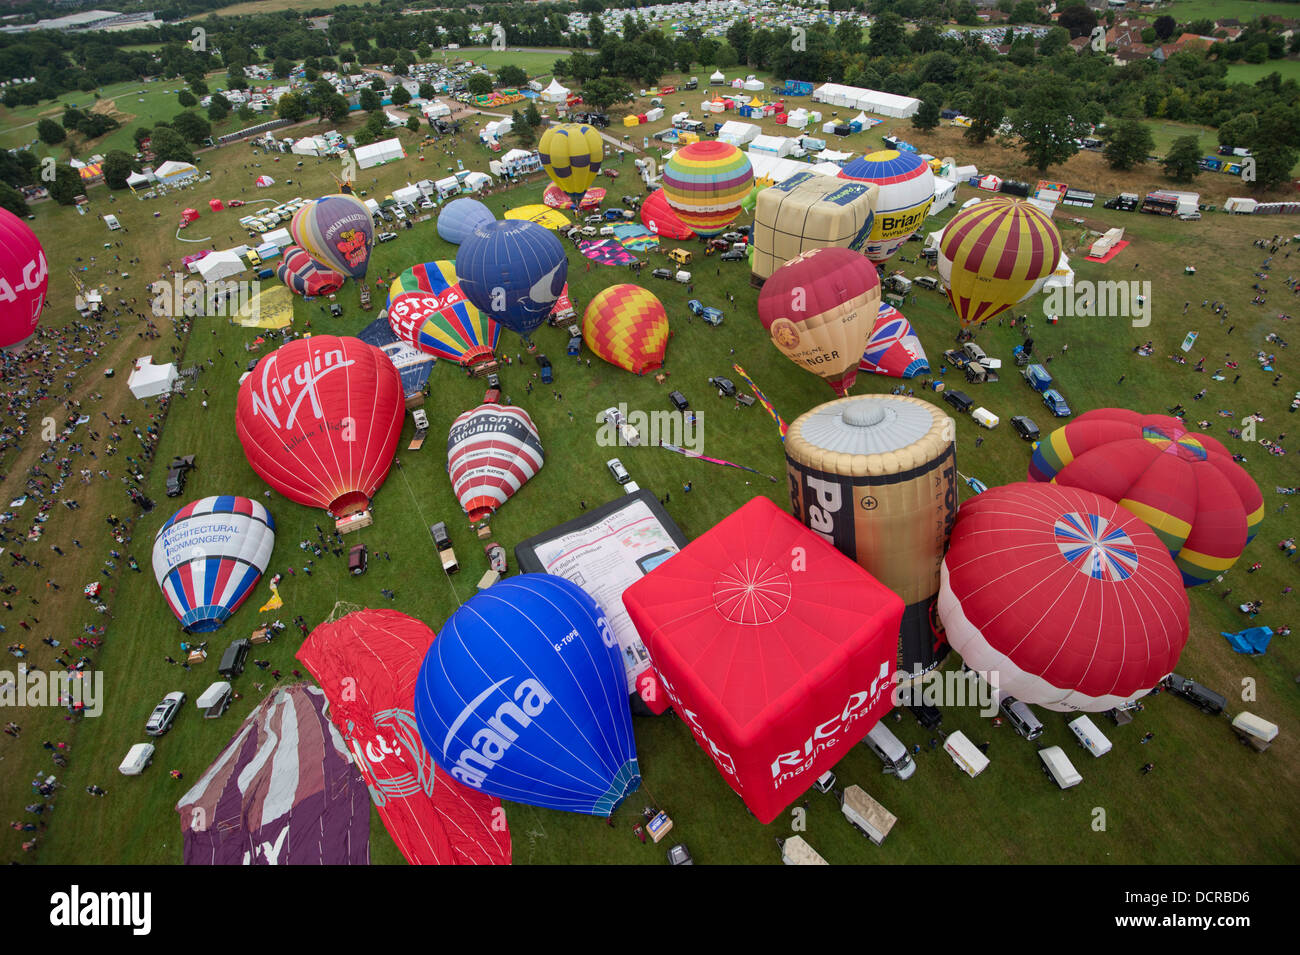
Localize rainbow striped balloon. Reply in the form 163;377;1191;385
386;261;500;366
838;150;936;263
937;196;1061;327
1027;409;1264;587
662;141;754;238
582;284;668;376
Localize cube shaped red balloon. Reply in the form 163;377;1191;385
622;496;903;824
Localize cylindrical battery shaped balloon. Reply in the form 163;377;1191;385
785;395;958;674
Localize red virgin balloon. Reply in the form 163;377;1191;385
236;335;404;515
0;207;49;349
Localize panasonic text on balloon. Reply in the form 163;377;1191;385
250;349;355;429
442;677;554;789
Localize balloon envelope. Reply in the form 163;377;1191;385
938;482;1190;712
758;246;881;395
290;194;374;280
152;496;276;633
750;171;876;282
937;196;1061;327
413;574;641;816
447;404;545;521
235;335;404;515
838;150;936;263
662;141;753;238
639;188;694;240
582;284;668;375
387;261;500;365
0;207;49;349
457;219;568;341
437;197;494;245
539;123;604;206
1028;409;1264;586
277;245;345;297
859;303;930;378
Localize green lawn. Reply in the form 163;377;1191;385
1224;58;1300;85
3;94;1298;866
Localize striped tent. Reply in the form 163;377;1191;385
937;196;1061;327
582;284;668;376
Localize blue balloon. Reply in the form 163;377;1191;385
437;197;494;245
456;219;568;342
414;574;641;816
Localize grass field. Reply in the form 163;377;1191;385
2;75;1298;866
1224;58;1300;84
1166;0;1300;22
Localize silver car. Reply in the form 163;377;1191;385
145;691;186;737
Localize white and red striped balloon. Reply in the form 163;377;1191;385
236;335;404;515
446;404;544;521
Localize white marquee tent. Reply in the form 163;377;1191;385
127;356;178;399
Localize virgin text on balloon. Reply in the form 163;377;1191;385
250;349;356;429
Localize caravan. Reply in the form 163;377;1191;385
1067;715;1112;757
944;730;989;778
1039;746;1083;789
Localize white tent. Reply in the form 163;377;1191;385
1224;197;1258;214
423;99;451;118
645;106;665;122
710;70;725;85
930;179;957;216
353;138;405;169
786;109;809;129
292;136;327;157
852;111;870;127
384;111;406;127
808;161;846;177
746;152;811;185
749;134;795;158
127;356;178;399
813;83;920;119
462;171;492;192
263;227;293;248
541;78;570;104
435;175;460;197
1043;253;1074;291
819;149;854;163
155;160;198;185
718;120;760;146
125;171;154;189
743;78;764;92
393;184;422;205
195;250;246;283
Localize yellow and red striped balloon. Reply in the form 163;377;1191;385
1028;409;1264;587
937;196;1061;327
582;284;668;375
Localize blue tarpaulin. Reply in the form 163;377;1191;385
1222;627;1273;655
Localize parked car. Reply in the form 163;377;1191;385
165;464;189;497
651;268;674;280
943;389;974;413
720;249;746;262
709;376;736;397
606;458;631;484
721;231;745;243
377;232;398;243
669;390;689;411
329;302;343;317
604;209;624;221
537;354;553;384
585;214;605;225
145;691;185;737
1042;389;1072;417
348;543;367;575
579;226;598;237
622;195;642;209
1010;415;1040;441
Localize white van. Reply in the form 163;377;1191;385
119;742;155;776
1067;715;1112;757
862;722;916;779
1039;745;1082;789
944;730;989;778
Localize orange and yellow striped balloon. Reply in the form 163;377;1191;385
937;196;1061;327
582;284;668;375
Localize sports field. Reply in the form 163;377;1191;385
2;74;1297;866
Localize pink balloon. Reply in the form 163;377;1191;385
0;208;48;349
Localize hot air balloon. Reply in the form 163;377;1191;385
1;207;49;350
413;574;641;816
289;194;375;280
436;197;494;245
176;685;371;865
538;122;604;207
640;188;694;240
661;141;754;238
758;246;881;395
152;496;276;633
838;150;936;263
457;219;568;342
447;404;544;521
582;284;669;376
937;196;1062;328
276;245;345;297
938;483;1190;712
750;171;876;283
297;610;512;865
386;261;500;365
1027;409;1264;586
786;395;957;674
859;303;930;379
622;497;902;824
235;335;404;515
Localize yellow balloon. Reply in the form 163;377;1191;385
538;124;604;207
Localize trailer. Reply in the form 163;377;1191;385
840;785;897;845
1231;712;1278;752
944;730;989;778
778;835;829;864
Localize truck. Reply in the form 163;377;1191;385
839;785;897;845
1023;363;1053;393
431;521;459;574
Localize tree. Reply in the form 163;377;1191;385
418;82;435;100
178;90;197;108
0;182;28;219
1105;119;1154;170
965;83;1005;145
498;65;527;88
1057;3;1097;38
589;15;605;47
1218;113;1257;149
581;77;631;113
1153;15;1176;40
276;91;308;123
48;163;82;205
912;83;944;131
369;77;385;92
207;94;230;121
1162;135;1200;182
37;118;65;146
1250;106;1300;189
102;150;135;190
391;86;411;106
726;19;752;64
188;77;208;96
273;56;292;78
171;111;211;145
866;13;907;58
467;73;492;96
1011;78;1087;171
406;115;421;133
359;88;380;112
